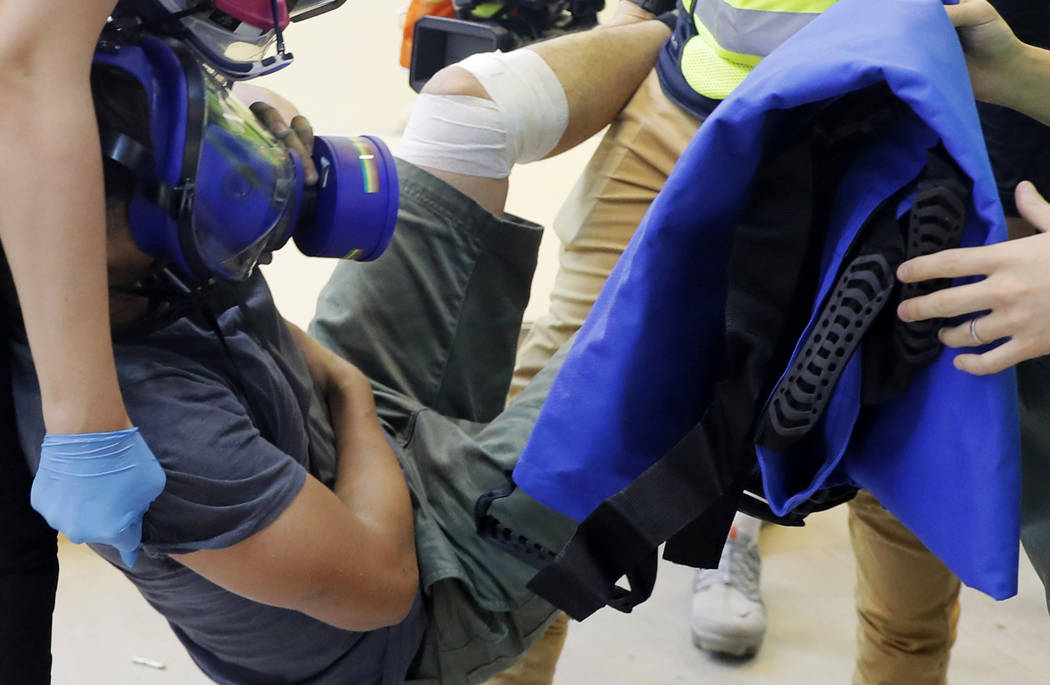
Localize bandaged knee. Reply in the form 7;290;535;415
397;49;569;179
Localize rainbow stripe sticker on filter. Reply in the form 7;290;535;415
350;137;380;194
293;134;400;261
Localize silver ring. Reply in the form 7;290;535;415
274;128;295;141
969;317;984;345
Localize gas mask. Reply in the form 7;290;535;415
95;34;399;283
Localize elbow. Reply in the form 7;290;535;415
360;525;421;629
371;561;421;629
324;562;420;632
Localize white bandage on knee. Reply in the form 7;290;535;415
396;49;569;179
458;49;569;164
396;95;516;178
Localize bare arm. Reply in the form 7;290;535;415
947;0;1050;126
536;9;671;157
997;46;1050;127
0;0;132;433
174;322;417;631
891;1;1050;376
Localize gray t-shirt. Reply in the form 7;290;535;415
11;274;426;685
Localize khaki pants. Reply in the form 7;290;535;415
506;66;961;685
848;492;960;685
509;68;702;399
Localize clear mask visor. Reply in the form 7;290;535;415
191;72;299;281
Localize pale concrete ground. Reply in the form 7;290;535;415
53;507;1050;684
48;2;1050;683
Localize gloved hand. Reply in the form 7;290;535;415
31;428;166;566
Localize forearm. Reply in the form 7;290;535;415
537;16;672;156
0;0;128;434
3;84;129;432
997;44;1050;127
329;372;414;536
287;319;417;581
326;371;418;604
183;324;420;629
287;321;415;563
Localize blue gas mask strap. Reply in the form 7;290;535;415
166;38;211;281
101;128;191;228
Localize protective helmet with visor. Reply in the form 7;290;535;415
112;0;347;78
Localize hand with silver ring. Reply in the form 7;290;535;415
250;100;319;186
897;181;1050;375
969;317;984;345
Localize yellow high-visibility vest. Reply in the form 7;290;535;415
679;0;838;100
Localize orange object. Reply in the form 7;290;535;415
400;0;456;68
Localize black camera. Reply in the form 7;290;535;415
409;0;604;92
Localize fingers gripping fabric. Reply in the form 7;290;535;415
396;49;569;178
894;160;968;363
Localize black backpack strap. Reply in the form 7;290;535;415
476;479;662;618
524;417;738;620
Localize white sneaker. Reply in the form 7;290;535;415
689;525;766;657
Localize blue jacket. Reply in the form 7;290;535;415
513;0;1021;599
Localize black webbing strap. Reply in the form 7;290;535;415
524;417;742;620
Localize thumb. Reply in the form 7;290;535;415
115;519;143;567
1016;181;1050;233
944;0;995;28
118;547;139;567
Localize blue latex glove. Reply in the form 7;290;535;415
31;428;166;566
